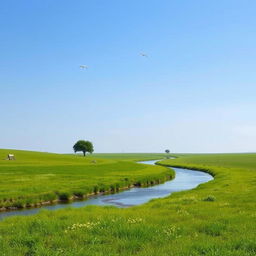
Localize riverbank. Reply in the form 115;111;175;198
0;150;174;211
0;160;212;220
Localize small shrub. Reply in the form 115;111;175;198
110;185;116;192
25;198;35;207
203;195;216;202
134;181;141;187
58;192;70;201
115;183;120;191
99;187;105;193
93;186;99;194
13;200;25;208
40;193;57;202
73;191;84;198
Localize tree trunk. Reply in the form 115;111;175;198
83;151;86;156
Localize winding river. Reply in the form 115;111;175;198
0;160;213;220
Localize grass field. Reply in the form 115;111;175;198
0;149;172;210
0;151;256;255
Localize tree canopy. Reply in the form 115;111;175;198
73;140;94;156
165;149;170;154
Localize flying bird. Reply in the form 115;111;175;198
80;65;88;69
140;53;148;57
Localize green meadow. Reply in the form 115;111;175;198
0;149;172;210
0;150;256;255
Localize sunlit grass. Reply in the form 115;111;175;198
0;149;172;209
0;151;256;255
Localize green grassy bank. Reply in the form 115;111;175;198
0;149;172;210
0;152;256;255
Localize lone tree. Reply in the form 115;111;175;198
165;149;170;159
73;140;94;156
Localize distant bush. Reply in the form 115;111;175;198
93;186;99;194
58;192;71;201
203;195;216;202
134;181;141;187
115;183;120;191
40;193;57;202
99;186;106;193
73;191;84;198
25;198;34;207
13;200;25;208
110;185;116;192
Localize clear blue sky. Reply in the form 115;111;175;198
1;0;256;153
